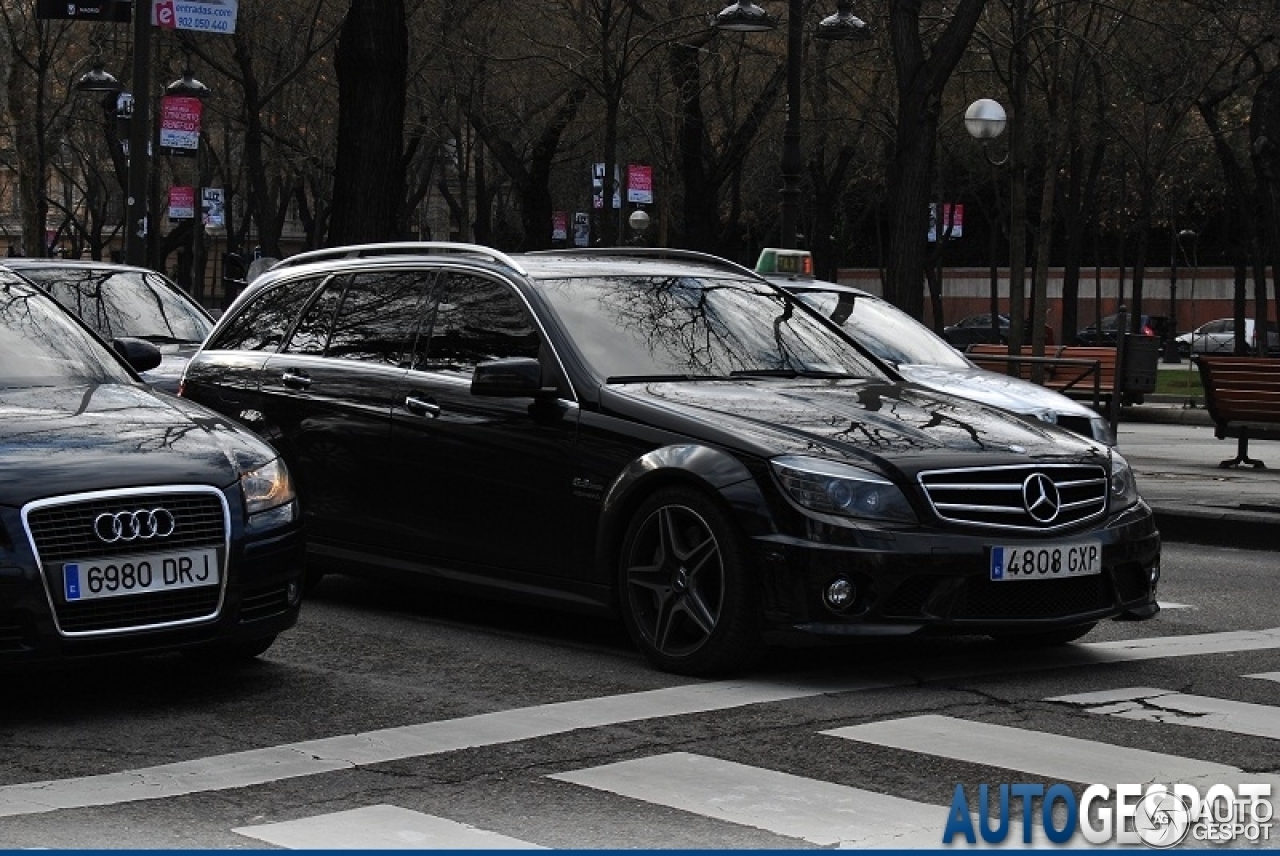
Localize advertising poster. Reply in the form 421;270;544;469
928;202;964;242
572;212;590;247
159;95;202;155
169;186;196;220
153;0;238;33
592;164;621;210
202;188;225;227
551;211;568;242
627;164;653;204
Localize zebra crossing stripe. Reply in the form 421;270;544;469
1;627;1277;819
1049;687;1280;741
1245;672;1280;683
232;804;544;849
549;751;1007;848
823;715;1238;785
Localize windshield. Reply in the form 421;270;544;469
16;267;212;344
0;277;136;388
535;275;884;382
793;289;971;368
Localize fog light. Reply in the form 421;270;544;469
824;577;856;611
287;579;302;606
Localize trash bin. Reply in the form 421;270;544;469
1121;333;1160;397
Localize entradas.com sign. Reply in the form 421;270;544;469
154;0;238;33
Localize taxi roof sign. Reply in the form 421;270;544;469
755;247;814;277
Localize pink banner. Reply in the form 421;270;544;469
159;95;203;153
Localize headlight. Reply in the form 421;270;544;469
771;455;916;523
1109;452;1140;511
241;458;295;515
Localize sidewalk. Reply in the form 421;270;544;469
1116;391;1279;550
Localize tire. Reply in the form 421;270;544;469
990;622;1097;647
617;486;762;676
183;634;277;663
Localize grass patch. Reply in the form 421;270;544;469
1154;366;1205;398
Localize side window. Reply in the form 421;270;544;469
415;272;540;376
207;275;326;351
283;277;346;355
326;270;432;366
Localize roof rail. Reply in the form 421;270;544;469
270;242;526;276
526;247;761;279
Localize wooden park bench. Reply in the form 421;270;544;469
966;344;1113;410
1194;355;1280;468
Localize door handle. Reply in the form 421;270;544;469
281;370;311;390
404;395;441;418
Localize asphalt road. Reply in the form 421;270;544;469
1;540;1277;849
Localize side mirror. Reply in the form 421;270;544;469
471;357;554;398
112;337;163;373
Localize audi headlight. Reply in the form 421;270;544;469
771;455;916;523
1109;452;1140;511
241;458;297;531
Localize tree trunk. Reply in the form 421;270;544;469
329;0;408;245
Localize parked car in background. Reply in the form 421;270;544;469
942;313;1012;347
0;268;304;668
180;242;1159;676
779;281;1115;445
1175;317;1280;356
1075;312;1169;347
2;259;215;393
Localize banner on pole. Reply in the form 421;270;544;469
592;164;621;210
159;95;202;155
169;186;196;220
202;188;224;227
36;1;130;21
627;164;653;204
153;0;238;33
928;203;964;242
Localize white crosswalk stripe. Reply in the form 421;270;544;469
1049;687;1280;741
233;804;545;849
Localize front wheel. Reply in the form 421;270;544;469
618;486;761;676
990;622;1097;647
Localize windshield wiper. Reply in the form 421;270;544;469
731;369;861;380
606;374;732;384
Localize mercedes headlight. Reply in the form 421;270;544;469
771;455;916;523
241;458;297;531
1109;452;1140;511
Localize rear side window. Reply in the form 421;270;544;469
414;272;540;376
326;270;433;366
209;275;328;351
284;277;345;355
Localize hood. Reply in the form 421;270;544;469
895;363;1102;420
0;383;276;507
601;377;1103;475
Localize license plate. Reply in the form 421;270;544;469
990;541;1101;581
63;548;220;602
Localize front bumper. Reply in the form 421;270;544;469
753;500;1161;639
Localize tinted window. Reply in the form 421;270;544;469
16;267;211;343
209;275;328;351
284;277;345;356
796;290;969;368
416;272;540;375
326;270;431;366
0;276;134;387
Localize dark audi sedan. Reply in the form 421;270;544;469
0;269;304;667
180;244;1160;676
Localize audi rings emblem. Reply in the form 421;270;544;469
1021;473;1062;524
93;508;177;543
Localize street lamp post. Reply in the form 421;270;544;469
713;0;868;250
126;0;154;267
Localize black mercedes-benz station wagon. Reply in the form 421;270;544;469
180;243;1160;676
0;269;304;668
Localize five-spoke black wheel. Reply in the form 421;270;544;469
618;486;760;676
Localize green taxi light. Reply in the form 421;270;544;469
756;247;813;277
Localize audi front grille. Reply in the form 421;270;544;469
22;487;230;636
918;464;1108;532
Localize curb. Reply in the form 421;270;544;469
1152;505;1278;551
